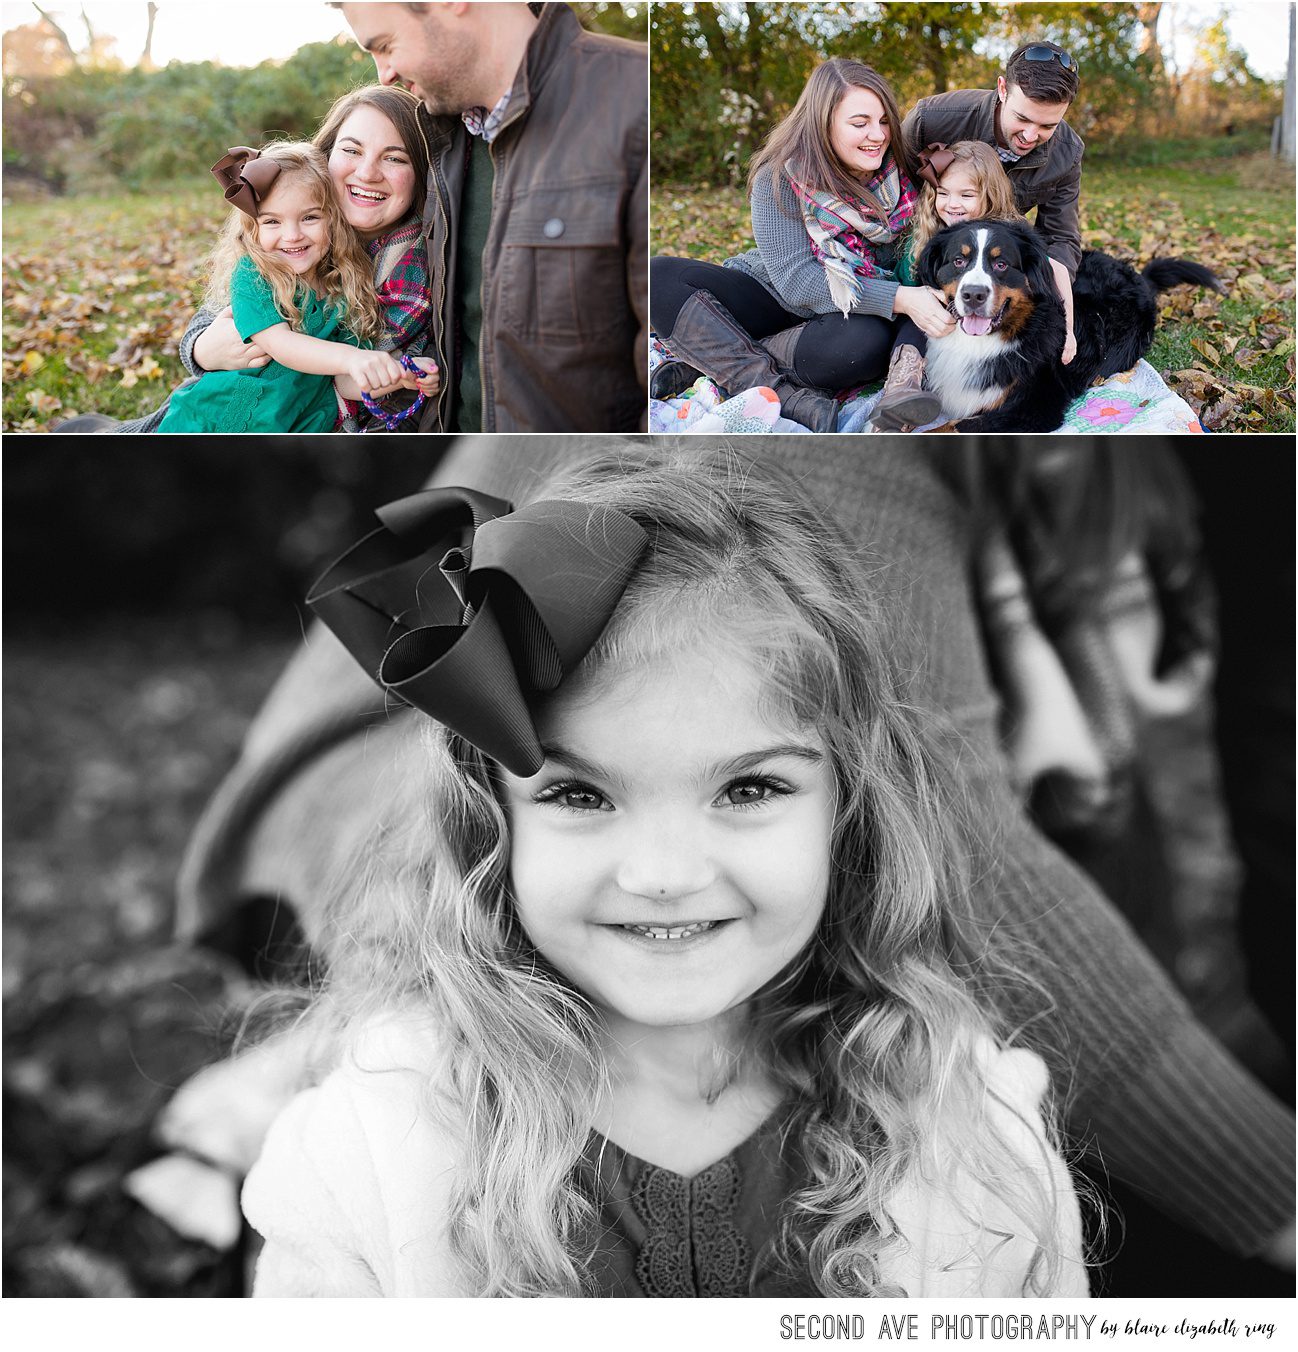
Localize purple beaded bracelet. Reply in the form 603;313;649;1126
360;352;433;432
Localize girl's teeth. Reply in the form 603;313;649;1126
621;921;719;941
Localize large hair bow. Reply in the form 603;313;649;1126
211;147;282;219
916;142;955;191
306;488;649;776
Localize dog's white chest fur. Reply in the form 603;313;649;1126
925;328;1013;420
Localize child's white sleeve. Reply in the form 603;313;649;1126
983;1045;1091;1297
241;1016;463;1298
241;1076;384;1297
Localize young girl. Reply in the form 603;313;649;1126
240;447;1089;1298
871;141;1076;431
158;141;437;434
913;141;1077;366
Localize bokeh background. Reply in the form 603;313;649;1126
3;439;451;1295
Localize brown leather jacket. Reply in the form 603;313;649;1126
416;4;647;433
902;87;1085;277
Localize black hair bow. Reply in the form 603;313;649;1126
307;487;649;776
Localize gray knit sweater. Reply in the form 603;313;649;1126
178;434;1294;1261
723;168;904;320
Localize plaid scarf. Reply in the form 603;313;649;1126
788;158;918;316
337;213;436;431
366;212;433;354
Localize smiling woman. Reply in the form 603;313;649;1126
66;85;436;435
152;141;417;435
649;57;948;432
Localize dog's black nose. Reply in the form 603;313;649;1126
959;284;990;309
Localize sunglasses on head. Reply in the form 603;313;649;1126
1022;45;1077;71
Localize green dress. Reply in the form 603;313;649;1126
159;257;361;434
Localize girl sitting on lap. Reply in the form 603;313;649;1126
158;141;436;435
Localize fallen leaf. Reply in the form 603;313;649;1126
24;389;62;415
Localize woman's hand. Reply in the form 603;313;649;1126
894;286;957;339
344;349;408;393
1061;330;1077;365
192;308;270;372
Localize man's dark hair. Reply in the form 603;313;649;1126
1005;41;1079;106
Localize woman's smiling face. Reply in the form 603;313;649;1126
829;87;891;180
327;104;417;240
499;647;836;1047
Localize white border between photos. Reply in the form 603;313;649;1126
2;1295;1294;1348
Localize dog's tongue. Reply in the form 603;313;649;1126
960;314;994;336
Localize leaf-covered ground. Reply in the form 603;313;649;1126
652;147;1296;432
3;623;295;1296
3;180;215;432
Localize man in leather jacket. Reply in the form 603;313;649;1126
341;3;647;433
902;39;1084;280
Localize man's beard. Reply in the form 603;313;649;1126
408;31;481;117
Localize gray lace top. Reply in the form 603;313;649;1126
576;1106;815;1298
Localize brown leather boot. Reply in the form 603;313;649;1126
658;292;840;432
868;343;942;432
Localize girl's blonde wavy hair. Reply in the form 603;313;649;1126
312;444;1082;1297
201;141;384;344
910;139;1023;267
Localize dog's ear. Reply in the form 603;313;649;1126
1020;226;1058;301
917;224;951;288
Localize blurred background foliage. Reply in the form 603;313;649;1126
3;439;449;625
4;442;450;1295
2;3;646;196
650;2;1283;185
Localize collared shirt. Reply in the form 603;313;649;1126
461;90;513;144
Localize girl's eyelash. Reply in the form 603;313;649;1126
718;775;796;811
531;774;796;814
532;780;610;813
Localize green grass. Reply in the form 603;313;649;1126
3;179;215;431
4;144;1293;432
652;144;1296;433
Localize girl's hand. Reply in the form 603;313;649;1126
407;357;440;396
894;286;957;339
1061;330;1077;365
345;349;407;392
193;307;270;372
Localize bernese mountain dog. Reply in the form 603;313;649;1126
918;220;1222;433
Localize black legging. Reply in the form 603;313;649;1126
650;255;906;391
